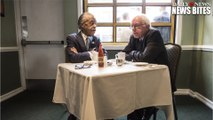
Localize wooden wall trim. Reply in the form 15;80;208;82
0;87;25;102
175;89;213;110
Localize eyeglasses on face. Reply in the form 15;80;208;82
130;23;144;30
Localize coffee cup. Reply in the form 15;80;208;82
115;52;125;66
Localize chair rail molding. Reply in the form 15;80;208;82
0;47;19;52
175;89;213;110
181;45;213;52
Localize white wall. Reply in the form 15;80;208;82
20;0;65;79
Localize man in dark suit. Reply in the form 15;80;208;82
123;14;169;120
66;12;103;63
66;12;104;120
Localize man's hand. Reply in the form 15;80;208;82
70;47;78;53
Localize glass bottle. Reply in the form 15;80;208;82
98;43;104;67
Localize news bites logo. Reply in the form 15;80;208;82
172;2;212;15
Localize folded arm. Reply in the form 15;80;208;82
66;35;91;63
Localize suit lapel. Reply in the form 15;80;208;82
77;32;87;51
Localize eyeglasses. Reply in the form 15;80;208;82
130;23;144;30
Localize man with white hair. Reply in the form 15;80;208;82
123;14;169;120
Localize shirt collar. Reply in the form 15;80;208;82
139;37;144;41
81;32;92;42
81;32;88;41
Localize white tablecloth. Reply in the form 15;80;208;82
53;62;174;120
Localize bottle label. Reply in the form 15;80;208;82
98;57;104;67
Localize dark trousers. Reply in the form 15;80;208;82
67;114;77;120
67;114;114;120
127;107;157;120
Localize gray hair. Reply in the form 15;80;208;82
134;14;151;28
78;12;95;29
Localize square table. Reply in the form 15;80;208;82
53;61;174;120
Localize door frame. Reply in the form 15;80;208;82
0;0;26;102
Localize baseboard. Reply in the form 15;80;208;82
0;87;25;102
175;89;213;110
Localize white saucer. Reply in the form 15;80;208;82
83;60;97;65
132;62;149;66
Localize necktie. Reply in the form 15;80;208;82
86;37;90;50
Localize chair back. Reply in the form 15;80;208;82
165;43;182;92
65;48;69;63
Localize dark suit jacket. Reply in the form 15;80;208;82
123;29;169;66
66;32;101;63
